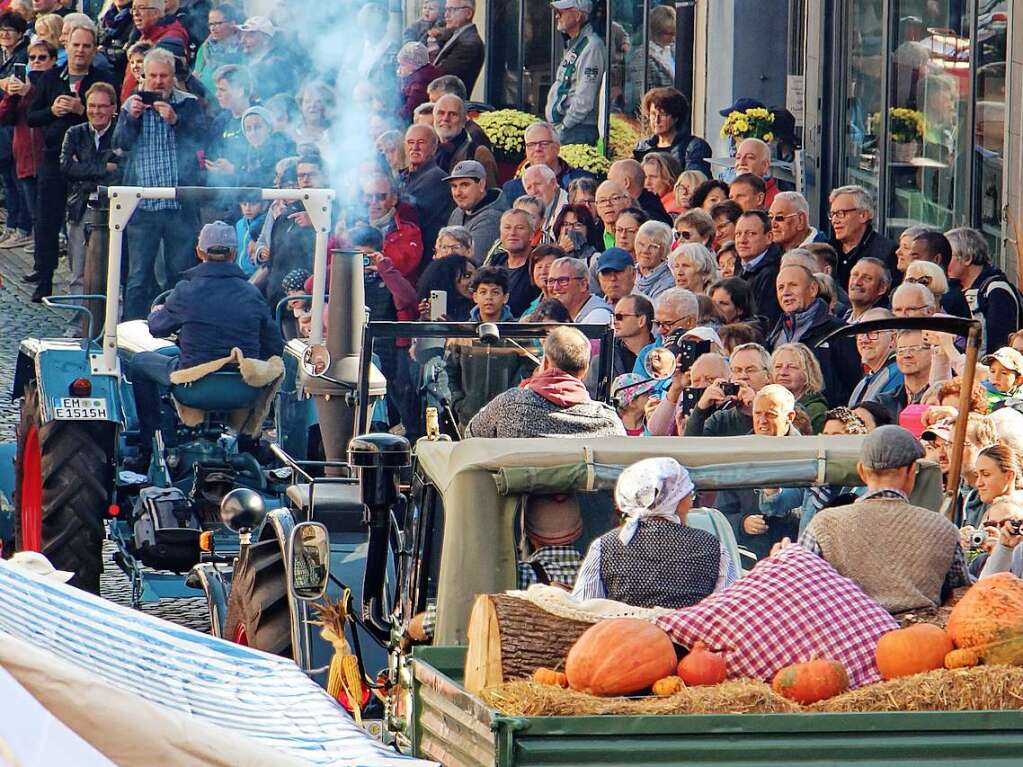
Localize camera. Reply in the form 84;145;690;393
680;387;705;416
721;382;740;397
1009;519;1023;536
139;91;160;106
968;530;987;550
662;330;711;374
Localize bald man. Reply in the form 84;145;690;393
400;124;454;259
890;282;936;318
734;137;780;207
608;159;672;225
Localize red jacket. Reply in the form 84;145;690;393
119;18;190;104
0;86;43;179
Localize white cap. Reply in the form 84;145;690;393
238;16;275;37
8;551;74;583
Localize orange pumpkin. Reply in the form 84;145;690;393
651;676;685;696
532;667;569;687
565;618;677;696
875;624;954;680
946;573;1023;651
771;659;849;704
676;641;727;686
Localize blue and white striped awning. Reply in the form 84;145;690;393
0;563;434;767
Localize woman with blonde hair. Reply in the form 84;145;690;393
674;169;708;212
641;151;682;216
770;342;827;433
668;242;718;294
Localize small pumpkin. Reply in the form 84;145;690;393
676;641;727;686
946;573;1023;650
532;667;569;688
875;624;953;680
651;675;685;697
771;659;848;704
565;618;678;696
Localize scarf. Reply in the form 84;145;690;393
635;260;671;296
370;207;396;233
614;457;695;545
780;297;828;344
521;367;590;408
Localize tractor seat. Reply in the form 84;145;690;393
286;481;364;532
170;370;263;411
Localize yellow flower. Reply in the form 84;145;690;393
763;132;774;143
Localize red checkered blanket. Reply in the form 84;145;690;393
653;545;898;689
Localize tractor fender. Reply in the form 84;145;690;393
14;341;123;427
189;562;231;638
260;508;304;663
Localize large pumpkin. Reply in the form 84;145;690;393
771;659;848;705
875;624;953;680
565;618;677;696
946;573;1023;650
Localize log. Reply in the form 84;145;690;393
464;593;592;694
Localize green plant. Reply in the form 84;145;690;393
474;109;537;162
868;108;925;143
609;114;641;160
559;144;611;176
720;107;775;142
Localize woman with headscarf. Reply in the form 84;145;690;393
572;457;737;607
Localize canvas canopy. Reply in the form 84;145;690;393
414;436;942;644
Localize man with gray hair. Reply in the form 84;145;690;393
466;325;626;438
523;163;568;240
434;92;499;186
501;120;596;202
947;226;1022;352
608;158;672;224
547;256;611;323
545;0;605;145
631;286;699;375
890;281;937;318
26;22;115;301
769;191;825;252
827;184;898;288
484;208;540;316
400;123;453;260
431;0;485;94
115;46;206;318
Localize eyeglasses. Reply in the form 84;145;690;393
906;275;933;286
524;140;555;151
895;306;929;314
362;192;391;202
653;317;689;331
596;194;628;207
0;28;18;35
674;230;694;241
613;312;639;322
547;276;585;288
829;207;862;220
443;5;472;12
896;344;932;355
208;21;229;28
28;54;51;61
862;330;893;341
769;213;798;223
296;171;318;180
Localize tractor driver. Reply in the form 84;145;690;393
127;221;284;470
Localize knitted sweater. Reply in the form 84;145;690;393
808;498;959;612
465;387;626;438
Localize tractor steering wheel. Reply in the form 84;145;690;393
149;290;173;314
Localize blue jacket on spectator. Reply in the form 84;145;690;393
147;260;283;369
235;211;267;276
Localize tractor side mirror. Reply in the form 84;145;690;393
288;521;330;601
643;346;678;380
301;344;331;377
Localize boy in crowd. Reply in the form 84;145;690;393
234;191;266;276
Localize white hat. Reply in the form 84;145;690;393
237;16;275;37
683;325;723;349
8;551;74;583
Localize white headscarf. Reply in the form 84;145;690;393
614;457;695;545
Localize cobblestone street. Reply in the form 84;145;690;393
1;242;210;633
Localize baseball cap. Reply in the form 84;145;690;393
719;97;765;117
861;424;925;470
238;16;275;36
921;418;955;443
443;160;487;182
8;551;74;583
597;247;634;272
551;0;593;11
982;346;1023;375
198;221;237;253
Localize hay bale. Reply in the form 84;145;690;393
811;666;1023;713
480;679;799;717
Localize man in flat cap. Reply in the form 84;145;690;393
795;424;971;612
128;221;283;470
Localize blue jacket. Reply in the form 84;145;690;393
147;261;283;369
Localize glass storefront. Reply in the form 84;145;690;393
836;0;1007;252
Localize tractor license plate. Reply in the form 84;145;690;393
53;397;109;420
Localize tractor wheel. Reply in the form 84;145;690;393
224;537;294;658
14;381;113;593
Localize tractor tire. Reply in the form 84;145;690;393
224;537;294;658
14;381;113;594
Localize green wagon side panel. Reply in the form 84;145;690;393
413;646;1023;767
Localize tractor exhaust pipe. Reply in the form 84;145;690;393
312;251;365;470
82;201;108;338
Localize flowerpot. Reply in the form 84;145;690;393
891;140;918;163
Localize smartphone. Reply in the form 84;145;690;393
139;91;159;105
680;387;705;416
12;63;26;82
429;289;447;320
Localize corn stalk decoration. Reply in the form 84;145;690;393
311;591;365;726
